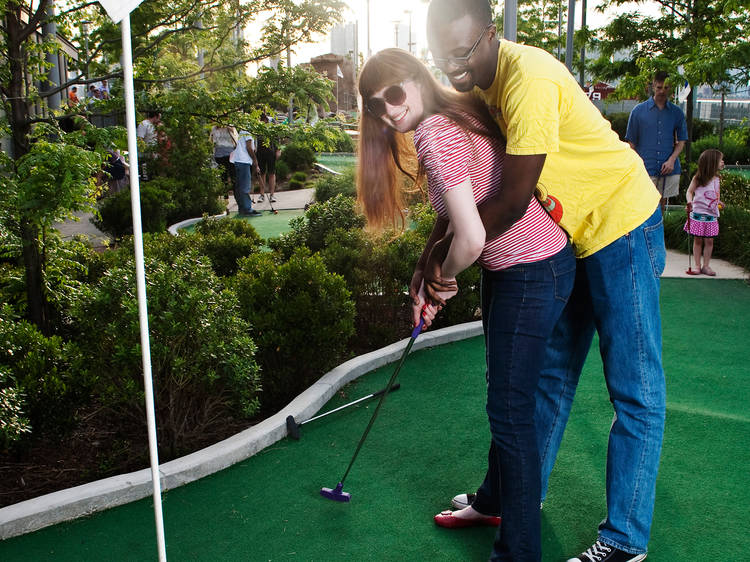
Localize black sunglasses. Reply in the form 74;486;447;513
365;83;407;118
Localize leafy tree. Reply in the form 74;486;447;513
0;0;343;332
588;0;750;162
502;0;569;57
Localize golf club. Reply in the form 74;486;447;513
321;315;425;502
686;202;700;275
268;195;278;215
286;383;401;440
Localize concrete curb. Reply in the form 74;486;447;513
0;321;483;540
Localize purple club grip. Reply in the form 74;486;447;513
411;316;425;339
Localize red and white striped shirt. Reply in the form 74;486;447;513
413;113;568;272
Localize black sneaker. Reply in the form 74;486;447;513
567;541;646;562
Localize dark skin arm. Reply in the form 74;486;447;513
423;153;547;304
409;216;450;326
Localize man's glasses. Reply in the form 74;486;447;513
431;24;493;69
365;83;407;118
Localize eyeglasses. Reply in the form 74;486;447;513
365;82;407;118
431;24;493;69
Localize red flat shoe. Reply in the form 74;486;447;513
433;510;501;528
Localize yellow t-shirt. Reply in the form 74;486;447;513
475;40;659;258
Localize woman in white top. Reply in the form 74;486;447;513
231;130;261;216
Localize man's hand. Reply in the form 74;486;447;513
660;157;675;176
423;232;458;306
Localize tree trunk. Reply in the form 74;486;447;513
718;90;725;150
6;2;50;333
20;220;49;333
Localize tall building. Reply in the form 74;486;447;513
331;22;357;58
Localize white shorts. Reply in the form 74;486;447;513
650;174;680;198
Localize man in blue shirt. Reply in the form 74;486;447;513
626;71;688;212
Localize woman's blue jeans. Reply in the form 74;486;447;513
233;162;254;214
473;243;576;561
536;209;666;554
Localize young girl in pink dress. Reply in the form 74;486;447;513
684;149;725;276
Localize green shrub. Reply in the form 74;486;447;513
156;106;226;223
275;159;290;181
93;180;177;239
719;172;750;210
317;214;480;351
268;194;366;259
280;143;316;172
192;216;264;277
71;250;261;458
333;131;355;152
314;168;356;202
233;250;355;408
691;118;714;141
691;134;750;165
291;171;307;182
0;371;31;447
0;305;89;441
288;179;306;190
603;112;629;141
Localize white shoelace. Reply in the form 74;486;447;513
582;541;613;561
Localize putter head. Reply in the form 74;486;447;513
320;482;351;502
286;415;300;440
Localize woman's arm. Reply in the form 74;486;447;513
410;216;449;327
440;178;485;279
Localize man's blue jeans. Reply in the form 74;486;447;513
536;209;666;554
473;243;576;561
234;163;254;214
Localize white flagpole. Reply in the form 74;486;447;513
120;13;167;562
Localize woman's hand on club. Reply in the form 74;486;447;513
412;283;440;330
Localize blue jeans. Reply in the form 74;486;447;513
234;163;254;214
536;209;666;554
473;243;575;561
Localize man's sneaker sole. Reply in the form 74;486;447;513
567;539;647;562
451;493;476;510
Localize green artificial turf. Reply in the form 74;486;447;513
1;279;747;560
179;209;305;241
316;153;356;173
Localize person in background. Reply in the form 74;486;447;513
684;149;725;276
231;130;262;216
102;149;129;196
68;86;79;107
136;110;161;180
255;114;281;203
626;71;688;213
210;124;239;196
357;48;575;562
100;79;111;99
137;110;160;146
425;1;666;560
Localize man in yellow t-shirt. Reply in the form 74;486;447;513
417;1;666;561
